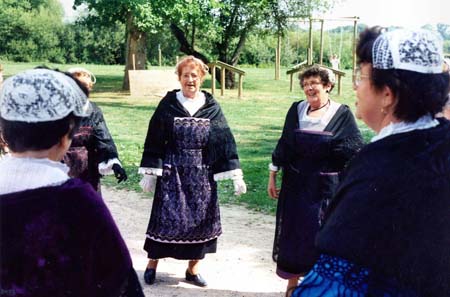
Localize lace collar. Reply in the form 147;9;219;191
371;115;439;143
0;155;69;195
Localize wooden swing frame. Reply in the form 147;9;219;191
286;16;359;96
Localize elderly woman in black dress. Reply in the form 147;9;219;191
138;56;247;287
268;65;363;296
63;67;127;194
292;27;450;297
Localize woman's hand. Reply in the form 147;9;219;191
232;177;247;196
139;174;157;193
268;171;280;199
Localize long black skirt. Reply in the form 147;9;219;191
144;238;217;260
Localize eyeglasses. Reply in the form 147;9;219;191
301;80;322;89
353;68;370;87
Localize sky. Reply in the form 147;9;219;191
324;0;450;29
60;0;450;28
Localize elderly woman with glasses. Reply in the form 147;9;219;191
0;69;143;297
292;27;450;297
268;65;363;296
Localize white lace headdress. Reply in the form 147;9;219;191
372;29;443;74
324;68;336;84
0;68;91;122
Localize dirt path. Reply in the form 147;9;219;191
102;186;286;297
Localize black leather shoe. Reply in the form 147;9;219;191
185;269;207;287
144;268;156;285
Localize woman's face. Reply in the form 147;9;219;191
179;63;203;99
302;75;330;108
354;63;385;131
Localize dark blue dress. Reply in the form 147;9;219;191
141;90;241;260
272;101;363;278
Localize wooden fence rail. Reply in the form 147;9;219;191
208;61;245;99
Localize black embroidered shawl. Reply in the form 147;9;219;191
272;101;364;172
316;119;450;296
140;90;240;174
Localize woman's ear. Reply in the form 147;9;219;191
381;85;397;111
60;133;72;152
50;133;72;161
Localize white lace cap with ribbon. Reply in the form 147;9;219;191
372;29;443;74
0;68;91;122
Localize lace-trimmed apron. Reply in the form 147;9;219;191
146;117;222;243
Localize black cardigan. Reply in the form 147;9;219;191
140;90;241;174
316;119;450;296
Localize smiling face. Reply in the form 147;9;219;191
179;63;203;99
301;75;331;109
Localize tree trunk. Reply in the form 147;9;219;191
218;27;249;89
170;22;249;90
170;23;226;87
122;13;147;90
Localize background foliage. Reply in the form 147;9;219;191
2;0;449;68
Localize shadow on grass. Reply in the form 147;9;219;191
94;101;157;113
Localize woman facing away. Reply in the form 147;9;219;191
292;27;450;297
0;68;143;297
138;55;247;287
268;65;363;297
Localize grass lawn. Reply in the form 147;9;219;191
1;62;374;214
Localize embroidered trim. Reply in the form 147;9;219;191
98;158;121;175
146;233;220;244
138;167;163;176
174;117;210;123
269;163;279;172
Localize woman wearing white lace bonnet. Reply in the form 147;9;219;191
0;68;144;296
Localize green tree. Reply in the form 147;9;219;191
168;0;336;88
73;0;335;89
0;0;65;62
73;0;168;89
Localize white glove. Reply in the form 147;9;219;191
232;177;247;196
139;174;157;193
